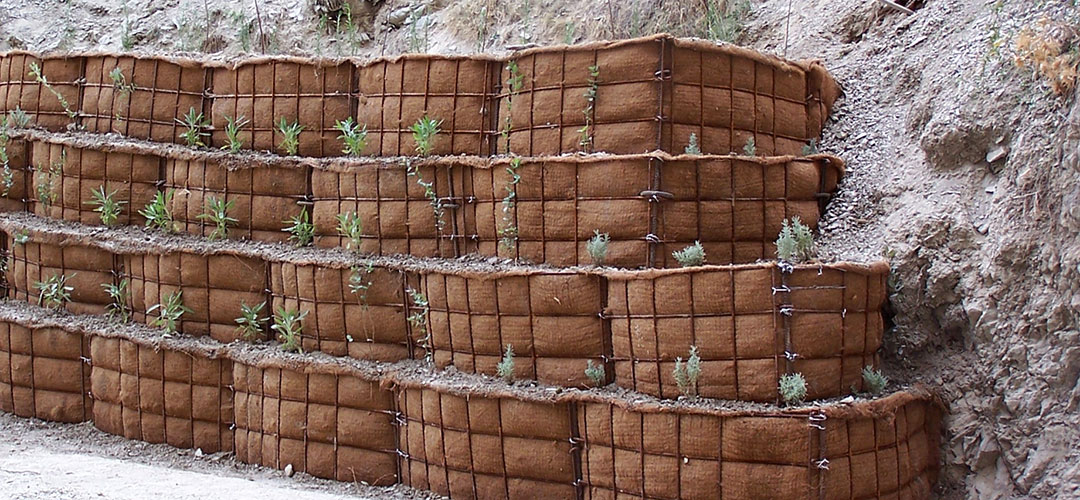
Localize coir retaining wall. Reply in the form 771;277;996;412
0;35;839;156
0;300;942;499
0;129;843;268
0;213;886;402
0;319;90;422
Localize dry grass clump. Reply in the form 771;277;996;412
1014;19;1080;96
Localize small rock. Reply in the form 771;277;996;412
194;448;203;457
284;463;295;477
986;145;1009;164
386;6;411;27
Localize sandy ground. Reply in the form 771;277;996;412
0;412;437;500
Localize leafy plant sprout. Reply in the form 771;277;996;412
587;230;610;266
685;133;701;155
585;360;605;387
348;263;376;306
86;185;126;226
802;138;819;156
779;372;808;405
0;129;13;197
498;157;522;252
221;115;249;153
578;65;600;151
196;195;237;241
177;107;210;147
775;216;815;262
34;150;64;208
502;61;524;153
34;273;74;310
496;344;515;383
405;159;446;233
673;345;702;397
139;189;175;232
336;211;363;251
742;136;756;156
271;306;307;353
276;117;304;155
102;278;131;322
283;207;314;247
703;0;749;43
406;288;432;361
333;117;368;156
148;290;191;335
108;67;135;96
862;366;889;395
6;107;30;129
28;62;78;123
235;301;268;341
13;230;30;245
673;241;706;267
410;116;442;156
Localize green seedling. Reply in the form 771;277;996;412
283;207;314;247
779;372;808;405
0;130;13;197
802;139;819;156
348;263;376;305
498;157;522;251
742;136;756;156
35;273;74;310
28;62;78;122
148;290;191;335
87;185;127;226
109;67;135;95
13;230;30;245
272;306;307;353
102;278;131;322
6;107;30;129
496;344;515;383
775;216;815;262
577;65;600;151
34;150;64;208
336;211;363;251
177;107;210;147
333;117;368;156
673;241;706;267
276;117;304;156
410;116;441;156
196;195;237;241
685;133;701;155
673;345;702;397
585;360;606;387
501;61;524;153
221;115;249;153
405;160;446;233
862;366;889;395
139;189;175;231
235;301;268;341
587;230;610;266
406;288;432;361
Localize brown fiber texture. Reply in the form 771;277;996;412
0;35;839;156
0;134;30;213
0;300;942;500
0;216;887;402
4;129;844;268
0;321;91;422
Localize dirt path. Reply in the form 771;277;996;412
0;412;436;500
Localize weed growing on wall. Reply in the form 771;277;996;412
502;61;524;153
578;65;600;152
775;216;815;262
673;345;702;397
585;360;606;387
139;189;175;232
406;288;432;361
673;241;706;267
6;108;30;129
177;107;210;147
334;117;368;156
587;230;610;266
405;159;446;233
498;158;522;252
235;301;268;341
0;127;13;197
148;290;191;335
35;273;74;310
102;278;131;322
221;115;249;153
34;150;64;208
801;139;819;156
108;67;135;96
496;344;515;382
276;117;304;156
685;133;701;155
87;186;127;226
862;366;889;395
742;136;756;156
272;306;307;353
336;211;364;251
197;195;237;241
779;372;808;405
410;116;441;156
13;230;29;245
283;207;314;247
28;63;78;125
348;263;376;307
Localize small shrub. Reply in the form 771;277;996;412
334;117;368;156
742;136;756;156
196;195;237;241
220;115;249;153
775;216;815;262
87;185;126;226
779;372;808;405
578;65;600;151
283;208;314;247
6;107;30;129
684;133;701;155
35;150;64;208
585;360;605;387
235;301;268;341
496;344;515;382
673;241;706;267
139;189;175;232
587;230;610;266
862;366;889;395
410;116;441;156
148;290;191;334
28;63;78;123
35;273;74;310
108;67;135;96
348;263;376;305
498;157;523;251
335;211;363;251
272;306;307;353
177;107;210;147
672;345;701;397
276;117;304;155
102;278;131;322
